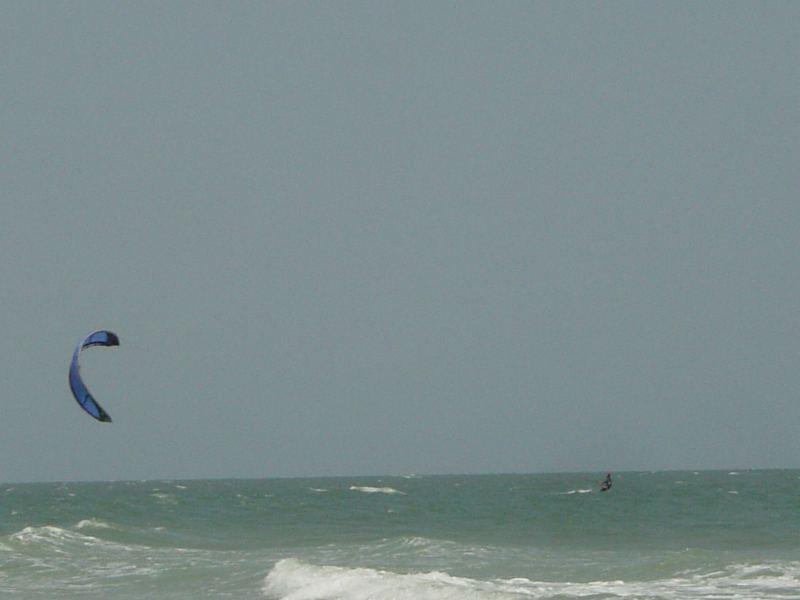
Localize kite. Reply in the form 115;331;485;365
68;330;119;422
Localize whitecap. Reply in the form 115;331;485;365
263;558;496;600
150;492;178;504
10;525;102;553
265;558;800;600
349;485;406;495
76;518;115;530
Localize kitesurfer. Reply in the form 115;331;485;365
600;473;612;492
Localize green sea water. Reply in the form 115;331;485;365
1;471;799;598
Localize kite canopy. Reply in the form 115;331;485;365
68;330;119;422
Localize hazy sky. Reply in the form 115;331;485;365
2;2;798;482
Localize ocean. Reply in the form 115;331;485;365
1;471;798;599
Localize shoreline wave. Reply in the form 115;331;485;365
263;557;800;600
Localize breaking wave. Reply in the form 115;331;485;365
349;486;405;495
262;558;800;600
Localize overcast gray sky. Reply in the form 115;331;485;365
2;2;798;482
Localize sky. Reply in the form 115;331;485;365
1;2;798;483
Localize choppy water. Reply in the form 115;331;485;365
1;471;799;599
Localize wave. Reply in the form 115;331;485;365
359;536;494;561
349;486;405;495
558;488;593;495
12;525;97;545
262;558;800;600
1;524;227;596
150;491;179;504
6;522;181;555
8;525;135;553
263;558;498;599
3;523;226;561
75;518;117;530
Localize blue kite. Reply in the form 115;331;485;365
68;330;119;422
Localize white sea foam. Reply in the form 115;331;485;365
150;492;178;504
2;525;188;590
559;488;593;495
9;525;106;554
76;518;115;530
12;525;82;543
262;559;800;600
263;558;501;599
349;486;406;495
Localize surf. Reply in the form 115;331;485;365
262;557;800;600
